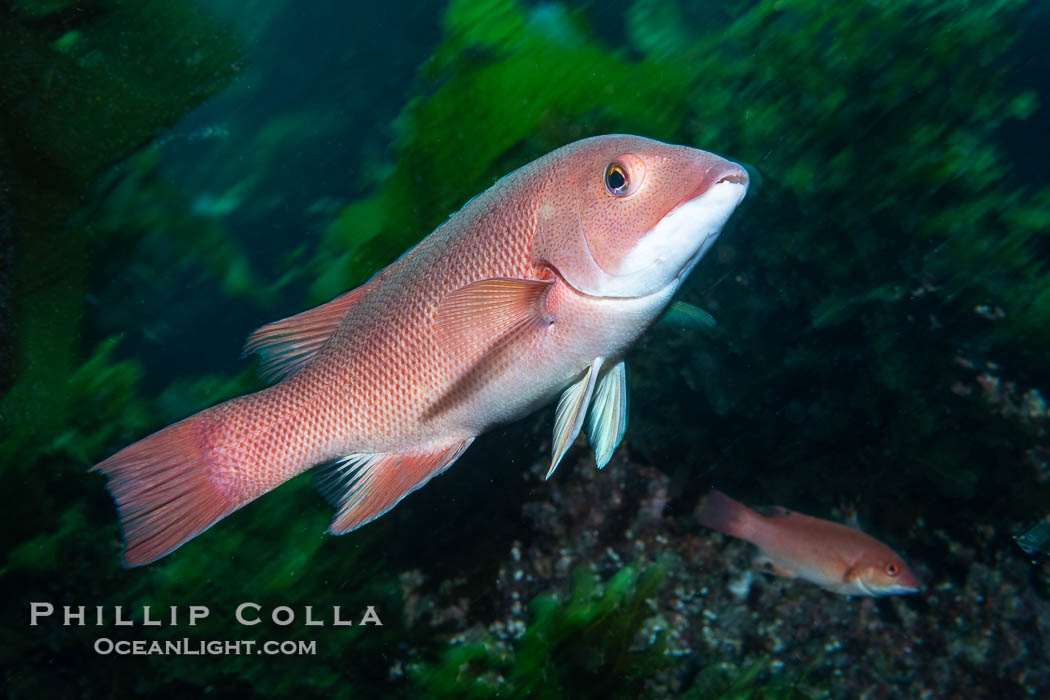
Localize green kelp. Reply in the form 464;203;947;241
0;0;244;583
410;562;672;700
0;163;12;395
0;0;242;440
680;664;806;700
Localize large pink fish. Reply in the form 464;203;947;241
93;135;749;566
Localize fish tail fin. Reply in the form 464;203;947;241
91;413;240;567
696;489;758;541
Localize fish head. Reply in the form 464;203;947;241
850;553;922;597
533;134;749;298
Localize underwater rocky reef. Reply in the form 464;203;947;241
2;0;1049;697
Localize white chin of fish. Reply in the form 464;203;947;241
601;180;748;298
855;579;920;597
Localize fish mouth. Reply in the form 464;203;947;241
865;581;921;597
895;579;922;595
670;164;750;216
881;584;921;597
668;171;750;284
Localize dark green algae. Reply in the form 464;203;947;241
1;0;1049;697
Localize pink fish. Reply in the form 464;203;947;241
93;135;749;566
697;490;920;596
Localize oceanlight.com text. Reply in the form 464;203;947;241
93;638;317;656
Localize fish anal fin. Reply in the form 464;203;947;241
435;277;554;363
319;438;475;535
243;286;368;382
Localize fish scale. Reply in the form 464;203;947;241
93;134;749;566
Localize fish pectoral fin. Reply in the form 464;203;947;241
585;360;628;469
656;301;717;331
547;358;603;480
317;438;475;535
435;277;555;363
244;285;369;382
753;554;797;579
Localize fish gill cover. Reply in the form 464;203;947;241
0;0;1048;698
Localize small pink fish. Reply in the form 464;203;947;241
93;135;749;566
697;490;920;596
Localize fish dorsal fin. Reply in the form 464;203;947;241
243;287;368;382
317;438;475;534
585;360;628;469
547;357;603;480
435;277;555;363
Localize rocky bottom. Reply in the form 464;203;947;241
396;453;1050;698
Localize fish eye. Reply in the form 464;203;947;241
884;562;900;577
605;162;630;196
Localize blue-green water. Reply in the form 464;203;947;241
2;0;1049;697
